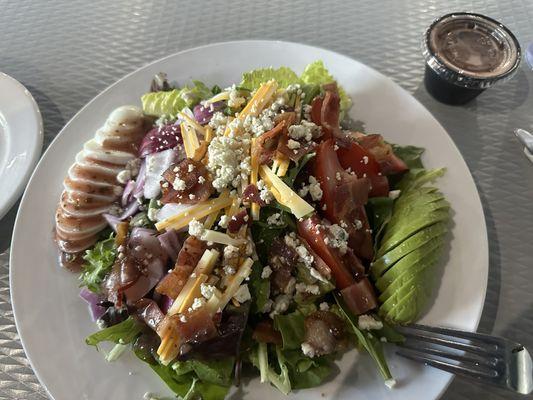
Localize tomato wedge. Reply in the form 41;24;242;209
336;141;389;197
355;133;408;175
298;215;377;315
315;139;370;222
298;215;362;290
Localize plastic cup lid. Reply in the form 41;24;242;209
423;12;521;89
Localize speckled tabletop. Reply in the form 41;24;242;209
1;0;532;399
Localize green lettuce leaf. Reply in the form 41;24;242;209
334;293;393;381
79;234;116;293
85;317;143;347
301;84;321;106
300;60;351;112
142;80;212;117
273;311;306;350
240;66;301;90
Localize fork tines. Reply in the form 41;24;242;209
395;324;533;395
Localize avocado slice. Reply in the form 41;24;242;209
371;223;447;279
394;189;443;209
379;274;439;324
378;252;440;302
378;209;449;258
384;198;448;235
376;240;444;292
397;168;446;192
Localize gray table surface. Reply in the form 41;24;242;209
1;0;532;399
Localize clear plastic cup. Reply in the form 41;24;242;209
423;12;521;104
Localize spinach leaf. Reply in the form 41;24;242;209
366;197;395;249
173;358;235;386
283;152;315;187
145;356;231;400
273;311;306;350
289;359;332;389
86;317;143;347
334;293;393;380
150;363;194;397
392;144;425;170
251;207;293;265
79;234;116;292
249;261;270;314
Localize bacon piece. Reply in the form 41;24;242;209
340;278;378;315
156;237;207;299
269;237;298;293
157;307;218;356
310;84;341;141
160;158;213;204
227;210;250;234
253;320;282;345
277;134;317;162
242;184;265;206
254;121;286;165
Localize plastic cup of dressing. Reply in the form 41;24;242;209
423;12;521;104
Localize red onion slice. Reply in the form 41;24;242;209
157;229;181;262
122;180;136;207
79;288;106;321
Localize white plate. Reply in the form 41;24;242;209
10;41;488;400
0;73;43;219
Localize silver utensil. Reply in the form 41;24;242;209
515;128;533;153
396;324;533;395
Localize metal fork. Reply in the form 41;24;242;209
396;324;533;395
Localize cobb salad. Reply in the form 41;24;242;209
54;61;450;399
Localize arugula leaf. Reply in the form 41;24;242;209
376;319;405;344
249;261;271;314
392;144;425;170
241;66;301;90
300;60;351;112
85;317;143;347
282;152;315;187
334;293;393;380
251;343;292;395
273;311;306;350
79;234;116;293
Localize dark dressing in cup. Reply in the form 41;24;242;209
423;13;521;104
